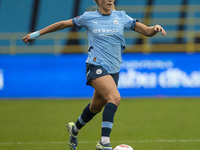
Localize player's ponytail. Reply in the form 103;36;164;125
94;0;116;10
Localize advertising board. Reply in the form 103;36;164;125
0;53;199;98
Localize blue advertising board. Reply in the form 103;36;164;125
0;54;93;98
0;53;200;98
118;53;200;97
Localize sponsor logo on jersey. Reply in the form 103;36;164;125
93;29;119;33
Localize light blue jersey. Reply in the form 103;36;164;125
73;10;137;73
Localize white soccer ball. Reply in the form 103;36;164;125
114;144;134;150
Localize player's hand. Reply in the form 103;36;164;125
22;34;35;44
154;25;166;36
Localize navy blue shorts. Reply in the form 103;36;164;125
86;63;119;86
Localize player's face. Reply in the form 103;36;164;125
99;0;115;13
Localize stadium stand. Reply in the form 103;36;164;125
0;0;199;54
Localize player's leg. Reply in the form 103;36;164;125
90;90;107;113
67;90;106;150
71;90;106;134
90;75;121;150
67;64;119;150
72;65;119;134
91;75;120;106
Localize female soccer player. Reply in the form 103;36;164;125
23;0;166;150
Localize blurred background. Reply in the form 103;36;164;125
0;0;200;98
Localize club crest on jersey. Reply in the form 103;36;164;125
96;69;102;75
113;20;119;24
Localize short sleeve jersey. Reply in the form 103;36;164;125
73;10;137;74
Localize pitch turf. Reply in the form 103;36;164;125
0;98;200;150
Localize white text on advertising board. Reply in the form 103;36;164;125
0;70;4;90
118;60;200;88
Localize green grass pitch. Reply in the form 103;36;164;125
0;98;200;150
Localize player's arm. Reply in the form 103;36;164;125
23;19;74;44
134;22;166;37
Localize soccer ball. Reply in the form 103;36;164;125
114;144;134;150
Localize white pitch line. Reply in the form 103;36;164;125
115;139;200;143
0;139;200;145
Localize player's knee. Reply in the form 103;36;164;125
107;94;121;106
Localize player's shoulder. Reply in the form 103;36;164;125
112;10;127;17
82;10;99;18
